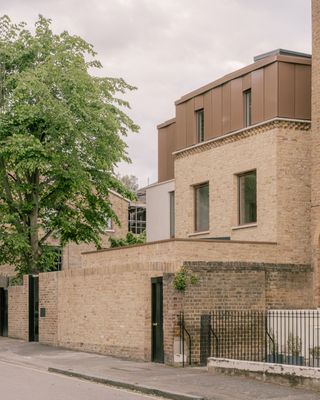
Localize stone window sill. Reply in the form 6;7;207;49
231;223;257;231
188;230;210;237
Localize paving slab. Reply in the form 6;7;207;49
0;337;319;400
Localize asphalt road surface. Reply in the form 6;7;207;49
0;360;162;400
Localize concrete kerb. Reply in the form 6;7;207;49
48;367;205;400
207;358;320;392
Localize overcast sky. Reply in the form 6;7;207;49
1;0;311;187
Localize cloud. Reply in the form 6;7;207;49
0;0;312;187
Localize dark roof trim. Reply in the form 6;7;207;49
254;48;311;62
157;118;176;130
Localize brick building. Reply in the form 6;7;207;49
1;1;320;367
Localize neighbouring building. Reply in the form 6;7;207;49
61;190;131;269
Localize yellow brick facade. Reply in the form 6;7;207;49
62;191;129;269
174;120;311;265
312;0;320;303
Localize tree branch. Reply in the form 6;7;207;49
39;229;54;245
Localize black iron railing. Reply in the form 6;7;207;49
179;311;192;367
205;310;320;367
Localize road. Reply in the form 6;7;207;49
0;361;162;400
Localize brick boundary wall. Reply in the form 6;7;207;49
39;272;58;345
81;239;310;268
39;262;179;360
10;260;313;364
8;275;29;340
163;262;314;365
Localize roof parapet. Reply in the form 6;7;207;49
254;48;311;62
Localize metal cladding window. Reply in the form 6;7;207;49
238;170;257;225
169;191;175;238
196;109;205;142
243;89;252;127
194;182;209;232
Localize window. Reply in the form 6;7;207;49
169;191;175;238
238;170;257;225
196;109;204;142
243;89;252;127
128;205;146;234
194;182;209;232
106;217;113;231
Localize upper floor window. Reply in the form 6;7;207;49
169;191;175;238
243;89;252;127
196;109;204;142
194;182;209;232
238;170;256;225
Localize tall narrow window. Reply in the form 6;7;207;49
238;170;257;225
244;89;252;127
194;182;209;232
196;109;204;142
169;191;175;238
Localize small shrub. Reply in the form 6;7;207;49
109;231;146;248
173;266;199;292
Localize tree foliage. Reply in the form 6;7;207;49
109;231;146;248
116;174;139;192
0;15;139;276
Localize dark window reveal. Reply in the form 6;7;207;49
195;183;209;232
238;170;257;225
196;109;205;142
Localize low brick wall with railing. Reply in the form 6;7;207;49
163;261;314;365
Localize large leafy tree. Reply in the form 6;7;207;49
0;15;139;276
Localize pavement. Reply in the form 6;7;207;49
0;361;165;400
0;337;319;400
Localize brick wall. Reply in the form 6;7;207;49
163;261;314;365
82;237;310;269
8;275;29;340
174;120;311;266
62;191;129;269
277;125;311;268
0;264;16;281
39;262;177;360
311;0;320;304
39;272;58;345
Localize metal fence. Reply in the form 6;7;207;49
178;310;320;367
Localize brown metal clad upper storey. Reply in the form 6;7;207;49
157;50;311;183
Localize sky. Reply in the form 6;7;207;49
1;0;312;187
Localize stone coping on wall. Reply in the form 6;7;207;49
183;261;312;273
82;238;277;255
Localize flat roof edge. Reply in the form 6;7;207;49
157;118;176;129
254;48;311;62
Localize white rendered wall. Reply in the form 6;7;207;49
146;180;175;242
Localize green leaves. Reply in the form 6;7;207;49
0;15;139;276
173;267;199;292
109;231;146;248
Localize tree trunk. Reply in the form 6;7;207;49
29;170;40;274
